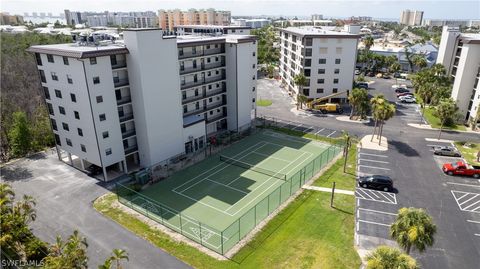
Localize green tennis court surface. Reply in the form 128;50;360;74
116;130;342;254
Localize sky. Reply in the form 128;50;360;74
2;0;479;19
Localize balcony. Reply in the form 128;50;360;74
204;47;225;56
119;113;134;123
205;74;226;84
178;47;225;60
111;60;127;70
124;145;138;155
122;129;136;139
206;112;227;124
181;85;226;105
113;77;129;88
206;100;227;111
183;114;205;128
179;61;225;75
117;96;132;106
180;74;226;90
180;65;203;75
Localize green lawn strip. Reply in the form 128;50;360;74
256;99;273;107
94;179;360;269
312;145;357;191
454;142;480;165
423;107;467;131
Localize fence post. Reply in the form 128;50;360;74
199;222;203;245
179;214;183;235
238;219;241;241
268;194;270;213
221;230;224;255
254;205;257;225
279;186;282;204
290;177;293;195
159;206;164;225
331;182;336;208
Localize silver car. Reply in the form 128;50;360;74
433;146;461;157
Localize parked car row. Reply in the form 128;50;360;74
433;146;480;178
393;85;416;103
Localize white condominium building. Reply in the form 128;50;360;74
400;10;424;26
158;9;231;32
28;29;257;180
279;27;360;102
437;26;480;125
174;25;251;36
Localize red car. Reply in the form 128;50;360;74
397;92;414;98
443;161;480;178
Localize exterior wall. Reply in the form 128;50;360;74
437;26;461;75
123;30;184;166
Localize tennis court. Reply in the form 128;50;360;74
116;130;342;254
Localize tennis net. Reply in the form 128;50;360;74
219;155;287;180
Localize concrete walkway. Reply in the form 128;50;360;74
303;185;355;195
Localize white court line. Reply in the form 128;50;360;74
226;151;310;215
173;190;236;216
357;219;391;227
358;208;398;216
359;159;389;164
358;165;391;171
359;152;388;158
315;128;325;135
251;151;291;163
467;220;480;224
203;178;249;194
447;182;480;188
173;141;266;192
326;131;336;137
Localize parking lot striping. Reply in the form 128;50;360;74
467;220;480;224
315;128;325;135
359;153;388;158
463;199;480;210
447;182;480;188
457;193;470;200
326;131;336;137
358;208;398;216
357;219;391;227
355;188;396;204
356;188;377;200
458;194;479;206
474;234;480;237
359;159;389;164
358;165;391;171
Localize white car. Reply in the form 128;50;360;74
400;96;416;103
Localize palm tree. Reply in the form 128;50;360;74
0;183;15;209
293;74;308;109
296;94;308;110
110;249;129;269
377;103;395;145
434;98;459;139
363;35;374;51
472;107;480;130
14;195;37;224
98;259;112;269
348;88;369;120
390;62;401;84
370;95;386;141
390;207;437;255
412;55;427;71
366;246;419;269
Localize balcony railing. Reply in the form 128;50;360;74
180;74;226;90
117;96;132;106
113;78;129;88
122;129;136;139
179;61;225;75
178;47;225;59
111;60;127;69
181;86;226;105
206;100;227;111
204;47;225;56
119;113;134;122
206;112;227;124
124;145;138;155
205;74;226;84
180;65;202;75
183;100;226;117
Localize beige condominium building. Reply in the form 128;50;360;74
158;8;231;32
400;10;424;26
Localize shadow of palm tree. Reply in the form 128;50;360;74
0;166;33;181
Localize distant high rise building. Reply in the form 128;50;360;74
423;19;469;27
48;12;53;17
24;12;29;17
40;12;46;18
158;8;231;31
400;10;423;26
0;13;24;25
350;16;372;22
32;12;38;18
311;14;323;21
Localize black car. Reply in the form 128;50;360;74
86;164;102;177
394;88;409;93
357;175;394;192
393;72;401;78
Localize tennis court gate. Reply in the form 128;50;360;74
115;144;343;256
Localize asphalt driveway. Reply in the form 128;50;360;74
1;151;190;269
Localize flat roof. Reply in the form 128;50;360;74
281;27;360;39
174;25;251;30
461;33;480;44
176;34;257;47
27;43;128;58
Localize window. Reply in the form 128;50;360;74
51;119;57;131
59;106;65;115
66;138;72;146
51;72;58;81
292;35;297;42
183;105;187;113
81;144;86;152
317;79;325;84
63;56;69;65
336;47;343;54
305;59;311;67
319;47;328;54
99;114;106;121
318;69;325;74
334;68;340;74
102;131;109;138
67;75;73;84
70;93;76;102
55;134;61;146
77;128;83;136
252;64;256;69
105;148;112;155
90;57;97;65
252;87;256;92
305;48;312;57
335;59;341;64
252;52;256;57
333;88;338;93
62;122;69;131
207;57;211;63
74;111;80;119
319;58;326;64
333;78;339;84
47;103;54;115
252;98;256;103
47;54;54;63
39;70;46;83
303;88;310;96
206;45;210;49
252;75;256;80
55;89;62;98
305;38;312;46
96;96;103;103
304;69;311;77
93;77;100;84
317;88;324;93
35;53;43;66
43;87;50;100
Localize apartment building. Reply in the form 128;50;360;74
400;10;424;26
158;9;231;31
0;13;24;25
174;25;251;36
28;29;257;180
279;27;360;102
437;26;480;125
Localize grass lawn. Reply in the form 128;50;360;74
256;99;273;107
313;145;357;191
454;142;480;165
423;107;467;131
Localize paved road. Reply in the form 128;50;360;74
1;152;190;269
258;77;480;268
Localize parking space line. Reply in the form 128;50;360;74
467;220;480;224
447;182;480;188
291;123;303;130
458;193;470;201
358;208;397;216
359;159;389;164
358;165;391;170
356;188;376;200
377;191;395;203
326;131;336;137
472;205;480;212
462;199;480;210
359;153;388;158
314;128;325;135
475;234;480;237
459;194;479;206
358;219;391;227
